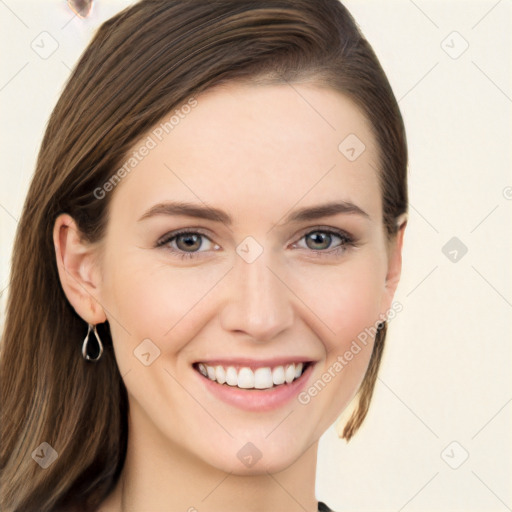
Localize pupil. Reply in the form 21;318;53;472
307;232;330;250
177;234;201;251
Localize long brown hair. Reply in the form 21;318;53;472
0;1;407;510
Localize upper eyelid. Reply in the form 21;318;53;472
156;227;212;246
293;225;352;238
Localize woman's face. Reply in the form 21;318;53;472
95;82;403;474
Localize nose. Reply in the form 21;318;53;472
219;249;294;342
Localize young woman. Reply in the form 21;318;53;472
0;1;407;511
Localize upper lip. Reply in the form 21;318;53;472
194;357;315;369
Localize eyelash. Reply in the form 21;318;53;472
155;227;356;260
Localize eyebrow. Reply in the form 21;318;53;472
137;200;370;225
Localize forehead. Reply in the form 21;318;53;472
108;82;382;228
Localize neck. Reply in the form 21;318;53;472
100;409;320;512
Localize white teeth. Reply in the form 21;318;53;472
238;367;254;389
226;366;238;386
254;367;273;389
272;366;285;385
285;364;295;383
206;366;216;380
198;363;208;377
198;362;307;389
215;365;226;384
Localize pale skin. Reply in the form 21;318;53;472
53;82;405;512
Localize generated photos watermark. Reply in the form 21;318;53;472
298;301;403;405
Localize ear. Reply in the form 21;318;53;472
53;213;107;325
381;215;407;314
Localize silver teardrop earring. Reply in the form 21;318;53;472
82;323;104;362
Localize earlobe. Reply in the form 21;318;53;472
53;213;107;324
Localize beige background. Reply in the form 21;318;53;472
1;1;510;510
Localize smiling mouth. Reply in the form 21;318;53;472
193;362;311;390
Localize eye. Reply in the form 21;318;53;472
294;228;354;254
156;227;355;260
156;230;219;258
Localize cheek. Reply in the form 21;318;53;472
291;253;386;423
293;252;386;351
102;251;229;356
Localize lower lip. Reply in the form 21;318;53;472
196;364;314;412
